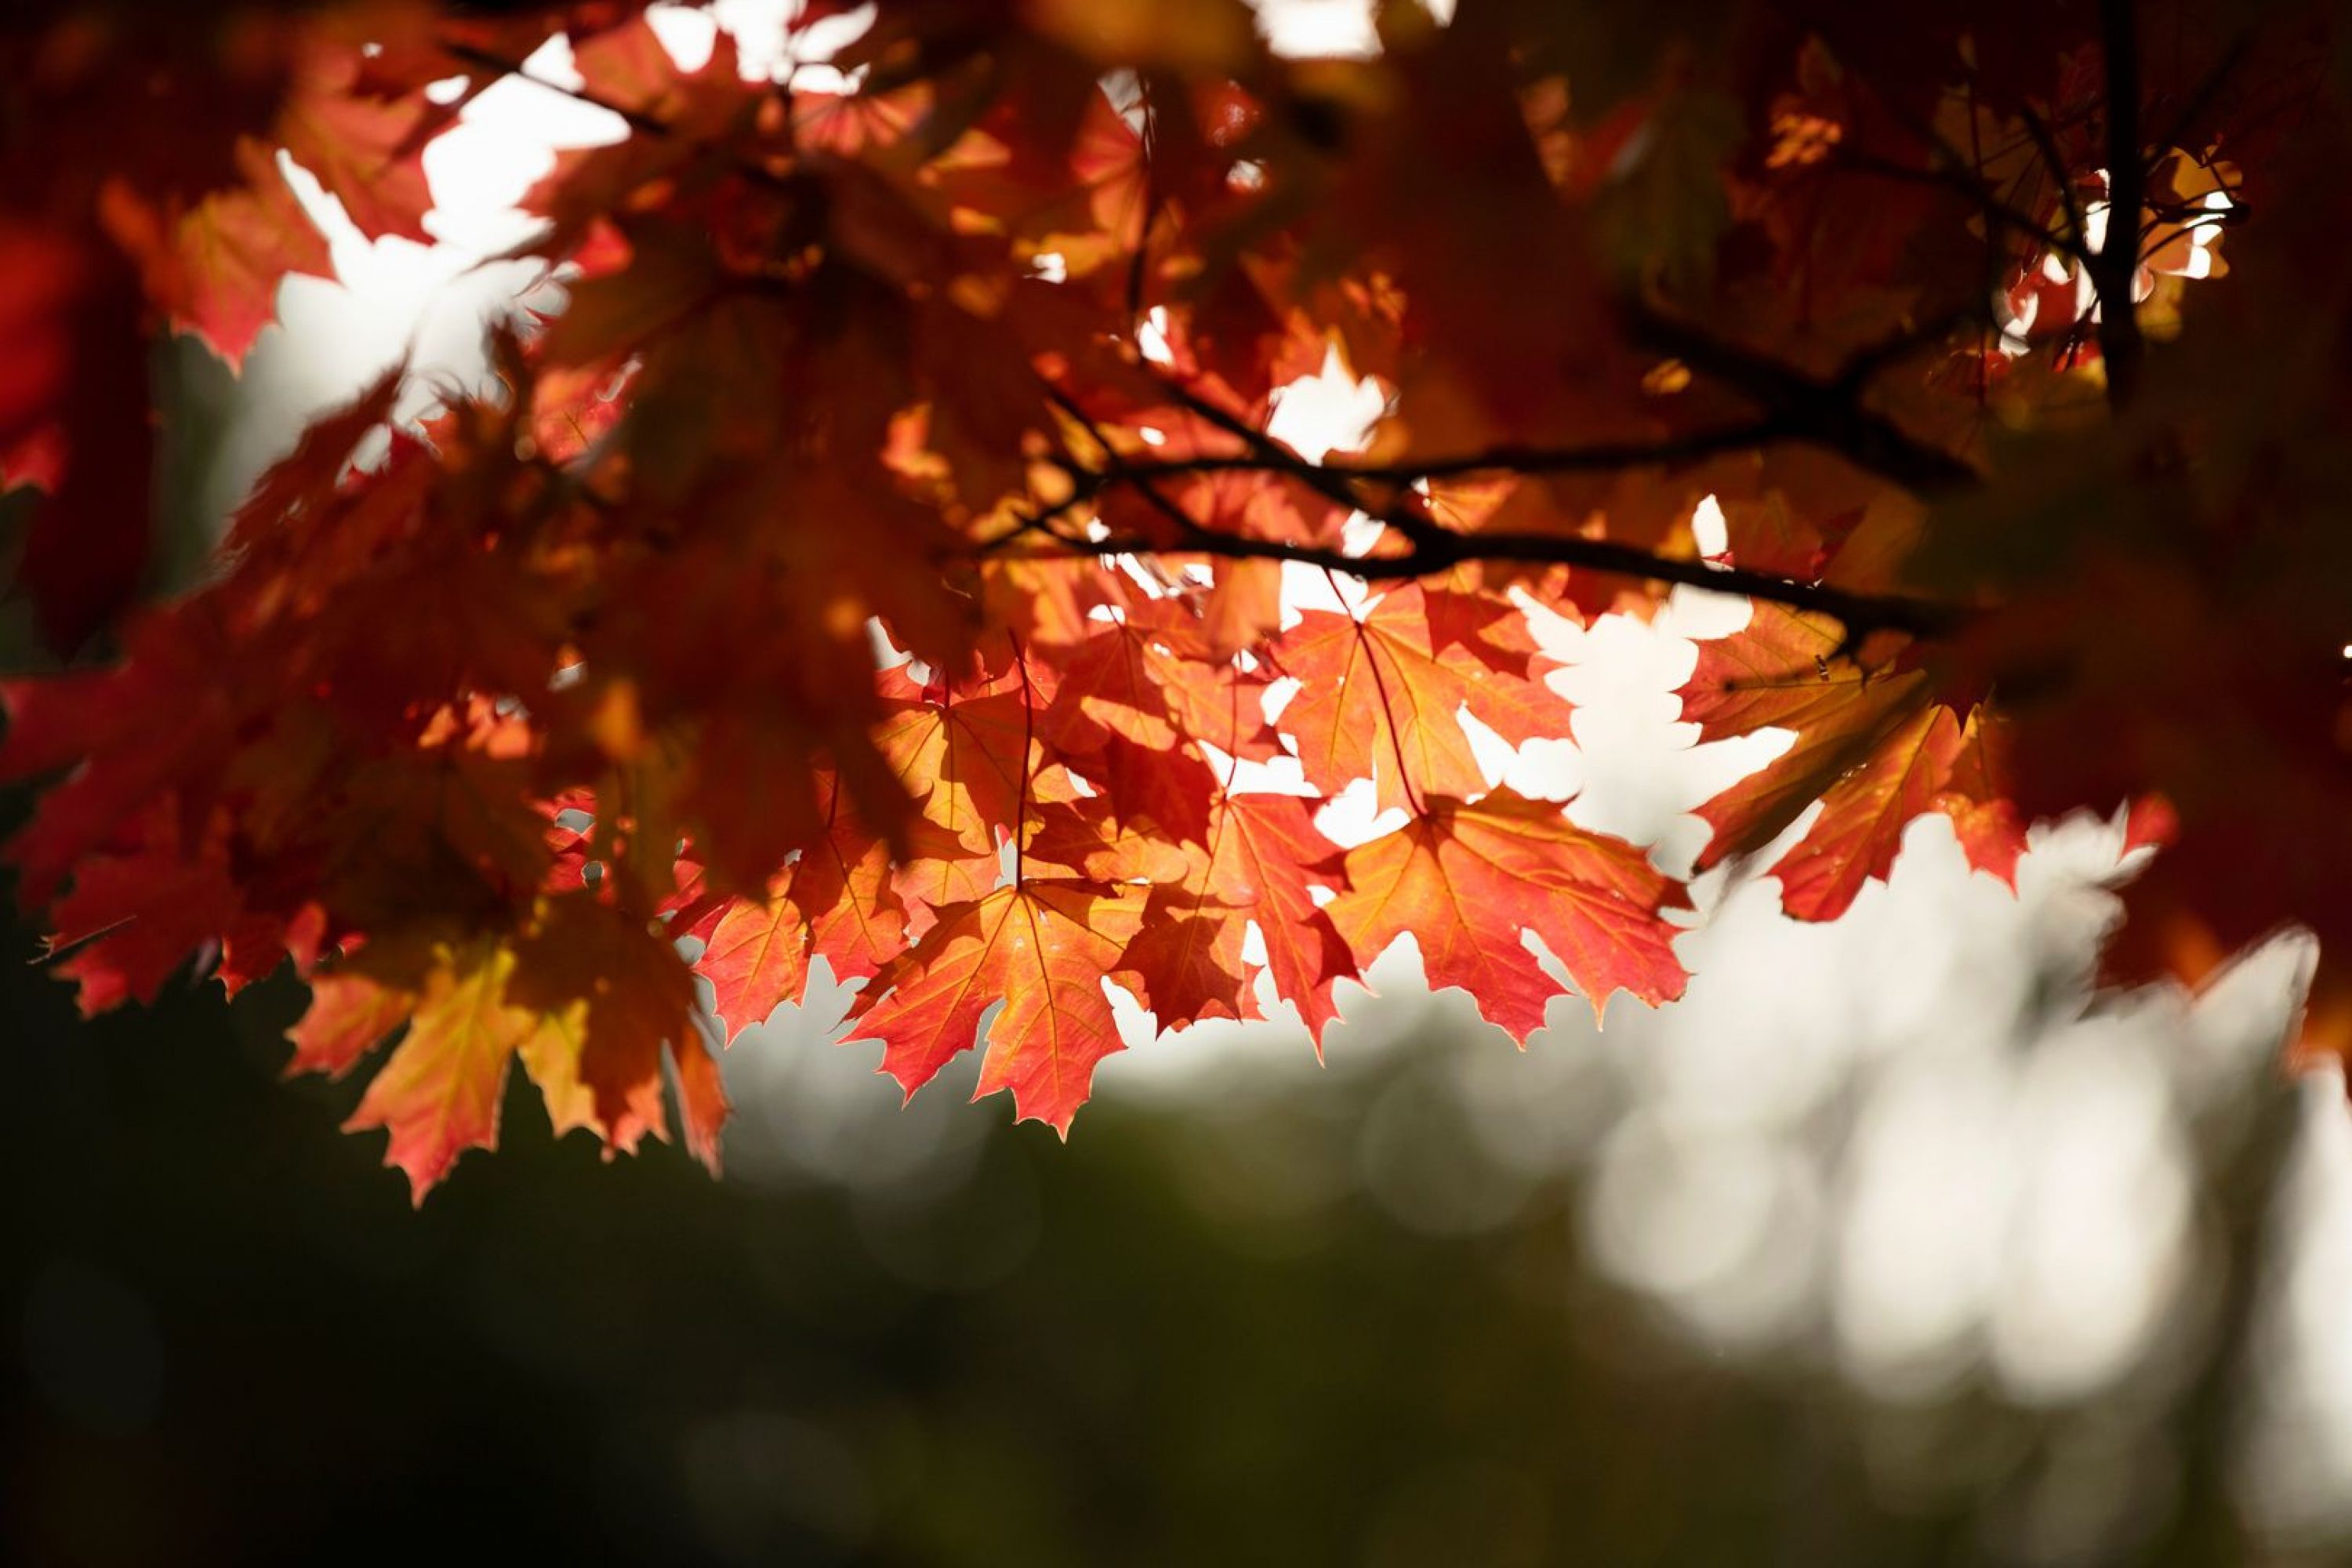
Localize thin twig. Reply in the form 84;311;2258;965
1828;148;2092;273
1028;507;1969;638
1011;633;1036;886
2018;101;2089;254
1629;310;1984;493
437;38;794;192
439;40;676;140
460;27;1981;645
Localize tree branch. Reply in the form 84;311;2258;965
1001;314;1988;639
1831;149;2092;270
1627;310;1984;494
438;41;677;140
1021;489;1968;639
1073;426;1775;495
1144;309;1981;499
2017;101;2088;256
2095;0;2147;408
1145;374;1461;551
436;38;797;192
456;30;1981;644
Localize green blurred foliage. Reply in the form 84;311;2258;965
2;779;2295;1566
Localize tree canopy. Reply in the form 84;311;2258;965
1;0;2345;1200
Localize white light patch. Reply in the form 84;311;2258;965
1265;346;1388;463
1833;1048;2016;1399
1313;775;1406;849
1250;0;1381;58
1137;307;1174;366
1690;492;1729;560
1987;1022;2190;1403
644;3;719;70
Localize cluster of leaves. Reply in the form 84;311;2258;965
2;0;2346;1200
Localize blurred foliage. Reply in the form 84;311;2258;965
2;778;2316;1566
0;332;241;673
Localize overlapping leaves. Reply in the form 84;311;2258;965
0;0;2329;1198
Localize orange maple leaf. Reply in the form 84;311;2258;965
1278;583;1573;812
1326;789;1690;1040
848;880;1147;1134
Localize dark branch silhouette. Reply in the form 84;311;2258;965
2095;0;2148;407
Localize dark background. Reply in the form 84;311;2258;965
0;781;2301;1566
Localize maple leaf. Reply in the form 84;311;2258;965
1325;789;1690;1040
1096;785;1363;1039
1043;604;1280;763
1022;792;1196;886
286;964;417;1081
697;892;811;1044
1191;790;1357;1037
1707;448;1877;583
519;17;764;260
514;1003;601;1142
1936;709;2028;890
303;915;728;1203
1679;604;1933;875
274;41;442;245
872;661;1040;855
1764;701;1964;921
1113;883;1254;1029
1682;605;2024;919
507;895;703;1154
0;614;243;909
96;138;332;366
332;942;573;1204
848;880;1146;1134
1277;583;1573;813
1073;731;1221;846
670;1025;732;1176
43;806;246;1014
7;0;2339;1188
789;783;936;980
1004;82;1150;278
1198;558;1287;659
694;771;937;1037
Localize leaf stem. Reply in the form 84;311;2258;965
1010;633;1036;889
1323;567;1426;816
2018;100;2088;255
